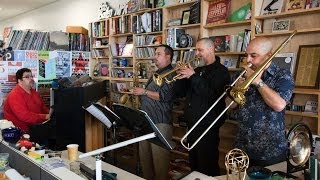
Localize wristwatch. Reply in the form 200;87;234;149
256;80;265;89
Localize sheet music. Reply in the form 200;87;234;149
96;102;120;119
86;105;112;128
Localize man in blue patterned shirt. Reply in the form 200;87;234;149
231;37;294;166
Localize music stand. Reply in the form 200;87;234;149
79;103;175;180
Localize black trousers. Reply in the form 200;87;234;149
189;130;220;176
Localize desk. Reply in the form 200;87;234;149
60;151;144;180
182;162;304;180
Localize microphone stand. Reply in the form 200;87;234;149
79;132;156;180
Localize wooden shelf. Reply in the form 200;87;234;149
134;7;163;14
204;20;251;29
112;56;133;58
215;52;246;56
110;78;133;82
165;23;200;29
164;0;199;10
173;47;196;51
285;111;318;118
92;56;109;59
111;33;133;37
255;28;320;37
293;88;320;95
112;66;133;69
255;7;320;20
92;46;109;49
93;35;109;38
134;31;162;35
135;57;154;60
135;44;160;48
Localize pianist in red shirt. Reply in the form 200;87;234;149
4;68;51;133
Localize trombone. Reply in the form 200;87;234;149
180;30;297;151
153;58;203;86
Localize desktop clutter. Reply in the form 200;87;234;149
0;119;118;180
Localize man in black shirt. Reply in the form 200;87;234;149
175;38;230;176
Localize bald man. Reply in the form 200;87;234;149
176;38;230;176
231;37;294;166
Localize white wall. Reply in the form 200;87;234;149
0;0;128;35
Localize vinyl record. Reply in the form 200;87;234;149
179;34;189;48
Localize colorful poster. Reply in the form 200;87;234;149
7;61;23;82
0;62;8;82
53;51;72;78
71;51;90;77
13;50;26;61
25;50;39;81
38;51;56;84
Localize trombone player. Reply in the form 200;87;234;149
175;38;231;176
229;37;294;167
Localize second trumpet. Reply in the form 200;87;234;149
153;58;203;86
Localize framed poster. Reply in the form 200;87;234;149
181;10;191;25
294;44;320;88
272;20;291;32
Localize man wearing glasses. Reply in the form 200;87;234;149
4;68;52;133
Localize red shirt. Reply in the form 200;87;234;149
4;85;49;132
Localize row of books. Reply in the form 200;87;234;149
209;29;251;53
92;49;107;58
172;50;196;65
134;47;156;59
128;0;163;13
134;34;162;46
68;33;90;51
110;43;134;57
90;20;110;37
132;10;162;34
112;15;132;35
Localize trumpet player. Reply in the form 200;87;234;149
133;44;175;180
230;37;294;167
175;38;231;176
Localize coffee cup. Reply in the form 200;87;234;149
66;144;79;161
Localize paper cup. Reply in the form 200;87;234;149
66;144;79;161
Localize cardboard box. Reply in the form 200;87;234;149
66;26;88;34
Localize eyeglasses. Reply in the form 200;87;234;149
22;75;34;79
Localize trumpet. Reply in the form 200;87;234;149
153;58;203;86
180;30;297;151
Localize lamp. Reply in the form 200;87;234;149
80;103;175;180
